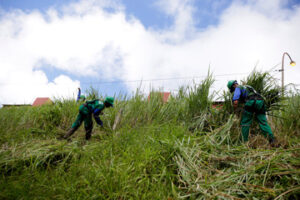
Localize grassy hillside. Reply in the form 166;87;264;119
0;72;299;199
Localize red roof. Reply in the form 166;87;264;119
32;97;53;107
148;92;171;103
162;92;171;102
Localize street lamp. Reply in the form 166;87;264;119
280;52;296;95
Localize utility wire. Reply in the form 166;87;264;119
268;62;281;73
0;72;250;86
79;72;250;85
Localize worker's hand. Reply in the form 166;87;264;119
233;100;239;108
233;100;242;117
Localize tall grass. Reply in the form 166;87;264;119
274;92;300;137
0;70;299;199
241;70;282;111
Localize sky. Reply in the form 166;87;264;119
0;0;300;105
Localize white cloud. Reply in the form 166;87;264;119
0;0;300;104
153;0;196;42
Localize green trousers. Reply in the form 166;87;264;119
241;100;274;142
71;105;93;139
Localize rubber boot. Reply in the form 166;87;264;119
63;128;77;139
85;128;92;140
269;137;277;147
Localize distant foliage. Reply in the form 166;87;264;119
86;86;101;100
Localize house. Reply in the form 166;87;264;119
148;92;171;103
32;97;53;107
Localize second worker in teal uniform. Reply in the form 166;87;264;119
64;97;114;140
227;80;276;144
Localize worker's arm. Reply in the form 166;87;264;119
93;109;103;127
76;88;81;102
232;88;242;112
232;88;241;102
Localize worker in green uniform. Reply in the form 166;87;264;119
64;97;114;140
227;80;276;144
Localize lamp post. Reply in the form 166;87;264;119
280;52;296;95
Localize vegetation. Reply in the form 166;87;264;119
241;70;282;111
0;70;299;199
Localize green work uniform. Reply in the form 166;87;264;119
71;100;105;139
241;99;274;142
233;85;274;142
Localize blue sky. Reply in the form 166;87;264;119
0;0;231;28
0;0;86;12
0;0;234;98
1;0;298;28
0;0;300;104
